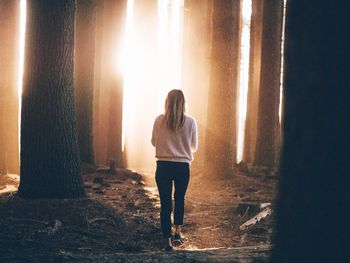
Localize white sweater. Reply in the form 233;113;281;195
151;114;198;163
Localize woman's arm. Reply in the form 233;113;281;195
151;118;156;146
191;119;198;152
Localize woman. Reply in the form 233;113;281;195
151;89;198;251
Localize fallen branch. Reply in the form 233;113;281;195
260;203;271;209
239;207;272;230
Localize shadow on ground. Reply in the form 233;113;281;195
0;164;274;262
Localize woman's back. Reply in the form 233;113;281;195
152;114;197;163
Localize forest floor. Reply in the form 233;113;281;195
0;163;276;262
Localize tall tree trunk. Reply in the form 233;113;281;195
106;0;125;168
206;0;241;178
92;0;104;165
272;1;350;262
253;0;283;168
182;0;212;171
94;0;125;167
74;0;96;164
0;0;20;175
18;0;85;198
243;0;264;164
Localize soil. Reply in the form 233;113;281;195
0;164;276;262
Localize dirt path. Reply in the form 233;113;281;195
185;166;276;249
0;165;276;262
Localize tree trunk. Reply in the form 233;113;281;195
0;0;20;175
206;0;241;178
92;0;104;166
18;0;85;198
272;1;350;262
253;0;283;168
105;0;125;168
74;0;96;164
243;0;264;164
182;0;212;171
94;0;125;168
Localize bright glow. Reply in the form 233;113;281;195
120;0;184;173
121;0;134;152
279;0;287;124
156;0;184;113
18;0;27;164
236;0;252;163
0;174;19;194
0;184;18;194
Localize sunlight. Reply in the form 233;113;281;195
0;173;19;194
237;0;252;163
279;0;287;124
121;0;134;152
156;0;184;113
120;0;184;173
0;184;17;194
18;0;26;165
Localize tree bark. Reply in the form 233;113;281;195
105;0;125;168
182;0;212;171
253;0;283;168
74;0;96;164
0;0;20;175
206;0;241;178
243;0;264;164
94;0;125;168
272;1;350;262
18;0;85;198
92;0;104;166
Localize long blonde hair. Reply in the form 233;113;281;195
164;89;186;132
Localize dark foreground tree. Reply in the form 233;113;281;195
206;0;241;178
272;1;350;262
18;0;85;198
75;0;96;164
0;0;20;174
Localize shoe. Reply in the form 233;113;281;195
164;245;174;251
173;233;183;246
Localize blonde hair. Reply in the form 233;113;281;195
164;89;186;132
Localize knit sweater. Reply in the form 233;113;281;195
151;114;198;163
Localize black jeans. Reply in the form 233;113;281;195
155;161;190;238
